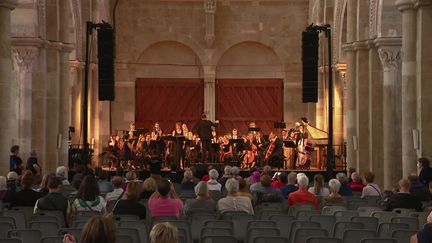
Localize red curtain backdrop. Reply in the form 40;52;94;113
216;79;284;135
135;78;204;133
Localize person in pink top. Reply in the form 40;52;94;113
148;179;184;219
347;172;365;192
288;175;320;210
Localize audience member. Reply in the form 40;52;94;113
63;215;116;243
72;175;107;213
253;175;282;205
150;222;179;243
113;181;147;219
246;167;258;185
288;175;320;210
148;179;184;218
323;179;345;206
3;171;19;202
38;173;56;197
11;173;41;207
105;176;124;202
262;165;272;177
34;176;71;225
385;178;422;212
166;164;182;183
184;181;217;216
181;169;197;191
336;172;353;196
280;172;298;198
219;166;233;189
217;178;254;215
96;169;113;194
361;171;382;198
347;167;356;183
56;166;70;185
418;157;432;186
141;177;157;199
123;171;140;190
231;166;241;180
72;165;86;190
408;174;431;202
347;172;365;192
308;174;330;197
237;177;253;201
207;169;222;191
9;145;23;175
26;150;41;175
271;172;287;189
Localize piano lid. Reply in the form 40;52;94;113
306;124;328;140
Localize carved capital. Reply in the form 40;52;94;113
0;0;18;10
378;47;401;71
395;0;415;11
12;48;38;72
204;0;216;13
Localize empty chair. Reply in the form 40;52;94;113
0;216;16;227
372;211;398;224
0;239;22;243
29;221;60;237
409;211;429;227
342;229;376;243
3;211;26;228
113;214;140;221
247;227;280;243
253;236;288;243
289;221;321;242
293;228;328;243
257;210;282;220
347;200;368;210
116;235;134;243
152;215;178;223
322;206;347;216
309;215;336;235
296;210;320;219
360;239;397;243
247;220;277;229
40;236;64;243
391;229;419;243
351;216;379;231
230;214;255;241
306;237;342;243
357;206;383;217
391;217;419;230
37;211;66;228
332;221;364;239
8;207;34;224
0;222;14;238
118;220;149;243
268;215;295;238
177;228;189;243
71;220;88;228
288;204;316;216
363;196;382;206
116;228;140;243
201;227;233;237
30;215;58;224
8;229;42;243
201;235;237;243
334;210;359;222
377;223;410;238
392;208;416;217
191;213;217;242
219;211;249;220
204;220;233;229
163;220;191;243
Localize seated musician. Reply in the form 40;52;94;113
265;132;284;168
219;135;233;163
241;133;257;169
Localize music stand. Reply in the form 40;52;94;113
284;140;297;148
274;122;286;129
174;135;186;143
248;127;261;133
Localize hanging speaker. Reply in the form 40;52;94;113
97;26;115;101
302;30;319;103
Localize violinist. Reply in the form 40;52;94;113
219;135;233;163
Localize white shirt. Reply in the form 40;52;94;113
308;187;330;197
207;180;222;191
217;195;254;215
105;188;124;202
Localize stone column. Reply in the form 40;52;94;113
334;64;346;167
204;66;216;121
378;44;402;190
204;0;216;48
0;0;18;174
396;0;418;177
316;66;326;130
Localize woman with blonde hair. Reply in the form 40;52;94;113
113;181;147;219
150;222;179;243
308;174;330;197
63;215;116;243
141;177;157;199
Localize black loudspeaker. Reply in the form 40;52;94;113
97;26;115;101
302;30;319;103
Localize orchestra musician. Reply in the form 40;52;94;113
264;132;284;168
219;135;233;163
196;114;218;163
241;132;258;169
295;119;312;169
172;122;185;169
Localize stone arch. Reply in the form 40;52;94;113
215;41;284;79
70;0;83;59
333;0;347;64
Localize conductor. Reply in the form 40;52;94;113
197;114;218;163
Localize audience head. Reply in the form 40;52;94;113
142;177;157;192
208;169;219;180
125;181;142;200
279;172;288;184
364;171;375;183
297;175;309;189
313;174;324;194
194;181;209;197
150;222;179;243
80;215;116;243
0;176;7;191
288;172;297;184
251;171;261;183
115;167;124;177
7;171;18;182
56;166;68;179
157;179;172;197
125;171;137;181
40;173;56;191
238;177;248;191
225;178;239;193
183;169;194;181
418;157;430;169
231;166;240;177
260;175;272;188
262;165;272;176
348;167;356;176
398;178;411;193
297;173;306;181
224;166;232;176
351;172;361;182
336;173;347;184
48;176;63;192
21;173;34;190
328;179;341;194
77;175;100;201
10;145;19;155
111;176;123;189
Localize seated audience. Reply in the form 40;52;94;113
34;176;71;225
38;173;56;197
105;176;124;202
56;166;70;185
113;181;147;219
288;175;320;210
361;171;382;198
11;173;42;207
347;172;365;192
246;167;259;185
418;157;432;186
167;164;182;183
336;173;353;196
308;174;330;197
207;169;222;191
231;166;241;180
253;175;282;205
385;178;422;212
181;169;197;191
323;179;345;206
3;171;19;202
219;166;233;189
141;177;157;199
237;177;253;201
347;167;356;183
96;169;113;194
271;172;288;189
0;176;7;200
123;171;140;190
148;179;184;218
72;165;86;190
63;215;116;243
72;175;107;213
217;178;254;215
408;174;431;202
280;172;298;198
184;181;217;216
150;222;179;243
261;165;272;177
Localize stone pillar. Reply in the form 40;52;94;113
316;67;326;130
396;0;418;177
204;66;216;121
334;64;346;167
204;0;216;48
378;44;402;190
0;0;18;174
415;0;432;160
